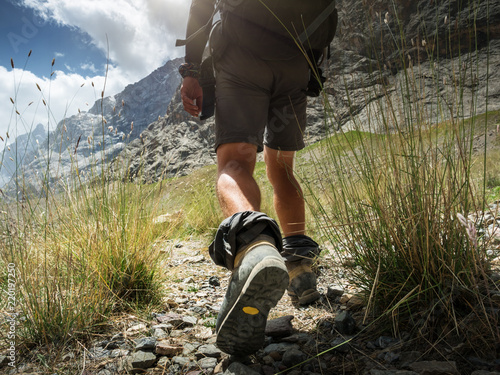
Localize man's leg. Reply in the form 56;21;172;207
216;142;260;216
264;146;321;305
264;147;305;237
213;142;289;356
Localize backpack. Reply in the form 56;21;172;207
220;0;338;60
177;0;338;61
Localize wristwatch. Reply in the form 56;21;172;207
179;62;200;79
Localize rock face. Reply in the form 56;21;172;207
113;85;217;182
333;0;500;65
323;0;500;132
2;58;182;197
119;0;500;182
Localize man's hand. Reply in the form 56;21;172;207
181;77;203;117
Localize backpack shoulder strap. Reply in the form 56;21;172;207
176;0;222;47
298;0;336;45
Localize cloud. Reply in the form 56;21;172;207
80;62;98;73
1;0;192;146
0;64;130;141
19;0;191;78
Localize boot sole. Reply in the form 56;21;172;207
216;258;289;356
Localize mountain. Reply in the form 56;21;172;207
5;0;500;195
0;123;47;188
115;0;500;183
2;58;182;196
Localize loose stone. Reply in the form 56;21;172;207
109;349;130;358
183;315;198;326
155;342;184;357
209;276;220;286
282;348;307;367
183;342;200;356
327;284;345;298
157;356;170;368
265;315;295;338
375;336;400;349
127;323;147;333
152;328;169;339
172;355;191;367
334;310;357;335
129;351;157;372
134;337;157;351
199;356;218;369
346;294;365;311
196;343;222;359
156;313;185;327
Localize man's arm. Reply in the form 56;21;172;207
185;0;217;65
180;0;217;117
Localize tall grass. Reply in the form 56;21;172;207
304;0;499;350
0;57;172;356
1;179;170;350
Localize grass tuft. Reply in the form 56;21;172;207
301;0;499;353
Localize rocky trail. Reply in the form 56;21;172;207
6;200;500;375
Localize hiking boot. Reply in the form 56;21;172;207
215;235;289;356
286;259;321;305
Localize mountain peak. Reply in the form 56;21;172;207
1;58;183;194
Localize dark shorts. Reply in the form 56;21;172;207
214;43;309;152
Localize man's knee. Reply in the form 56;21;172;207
264;148;296;184
217;143;258;174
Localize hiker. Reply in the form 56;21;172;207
178;0;337;356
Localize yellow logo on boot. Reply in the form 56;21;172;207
243;306;259;315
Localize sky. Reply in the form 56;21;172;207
0;0;190;145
